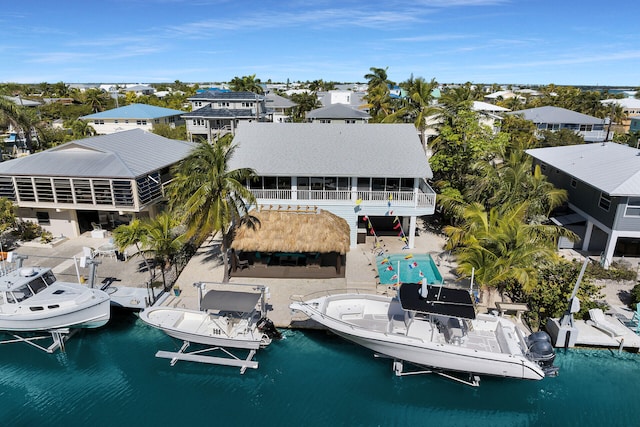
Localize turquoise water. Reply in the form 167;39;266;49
1;312;639;427
377;253;443;285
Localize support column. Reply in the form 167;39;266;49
581;221;594;251
407;216;417;249
601;231;619;269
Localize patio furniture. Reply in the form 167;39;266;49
95;243;117;259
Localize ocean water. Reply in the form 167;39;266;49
1;312;639;427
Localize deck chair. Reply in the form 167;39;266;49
91;222;102;231
588;308;628;338
233;251;249;270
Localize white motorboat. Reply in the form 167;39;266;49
140;282;281;372
290;281;558;384
0;265;111;332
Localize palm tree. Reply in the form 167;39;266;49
113;219;155;298
0;96;41;152
384;77;440;147
143;212;184;290
290;92;321;122
229;74;264;94
444;201;567;299
69;119;96;138
364;66;393;90
168;135;257;282
82;88;109;113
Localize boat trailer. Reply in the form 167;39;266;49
0;328;77;353
375;354;481;387
155;340;259;374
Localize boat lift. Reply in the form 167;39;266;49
155;340;259;374
375;354;481;387
0;328;77;353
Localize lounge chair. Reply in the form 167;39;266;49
588;308;629;338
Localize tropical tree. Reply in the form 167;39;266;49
0;96;41;152
82;88;110;113
143;212;184;290
289;92;321;122
364;66;393;90
229;74;264;94
443;201;571;300
113;219;155;285
68;119;96;138
168;135;257;282
384;77;440;147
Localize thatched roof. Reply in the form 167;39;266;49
231;209;350;254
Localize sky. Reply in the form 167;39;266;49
1;0;639;87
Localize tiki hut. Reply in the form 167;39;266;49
230;208;350;278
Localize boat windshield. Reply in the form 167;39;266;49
9;285;35;303
41;270;56;286
27;276;48;295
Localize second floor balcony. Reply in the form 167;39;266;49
247;178;436;210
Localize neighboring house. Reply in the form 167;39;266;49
305;103;370;124
228;122;436;249
265;92;296;123
526;142;640;267
123;84;155;96
507;106;609;142
630;117;640;134
318;90;367;109
601;98;640;133
2;96;41;108
472;101;510;132
0;129;195;237
81;103;185;135
183;91;267;142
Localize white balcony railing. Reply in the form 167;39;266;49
249;188;436;209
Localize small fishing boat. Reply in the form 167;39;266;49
140;282;280;373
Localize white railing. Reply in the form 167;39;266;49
249;188;436;208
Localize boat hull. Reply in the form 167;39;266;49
0;292;110;332
139;307;268;350
291;294;546;381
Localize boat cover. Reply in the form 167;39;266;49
399;283;476;319
201;290;261;314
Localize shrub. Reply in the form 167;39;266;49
630;283;640;309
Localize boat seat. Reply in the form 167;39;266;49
390;314;407;334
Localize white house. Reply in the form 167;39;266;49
81;103;185;135
228;123;436;249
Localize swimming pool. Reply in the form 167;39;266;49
376;253;443;285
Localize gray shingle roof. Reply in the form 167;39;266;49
507;106;604;125
228;123;432;178
526;142;640;196
306;103;371;119
0;129;195;178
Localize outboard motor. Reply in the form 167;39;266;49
526;331;559;377
257;317;282;340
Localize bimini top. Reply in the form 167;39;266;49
399;283;476;319
200;290;261;315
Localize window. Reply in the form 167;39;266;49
114;120;119;124
570;178;577;188
345;119;356;124
319;119;331;124
136;120;147;125
241;102;254;108
36;211;50;226
217;102;230;107
540;163;547;172
599;193;611;211
579;124;593;132
34;178;54;202
625;197;640;217
193;119;205;126
93;120;104;125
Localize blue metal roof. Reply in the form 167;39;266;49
81;103;185;120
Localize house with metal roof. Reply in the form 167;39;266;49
81;103;186;135
526;142;640;267
507;106;609;142
305;103;370;124
228;122;436;249
601;98;640;133
183;91;268;142
0;129;196;238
